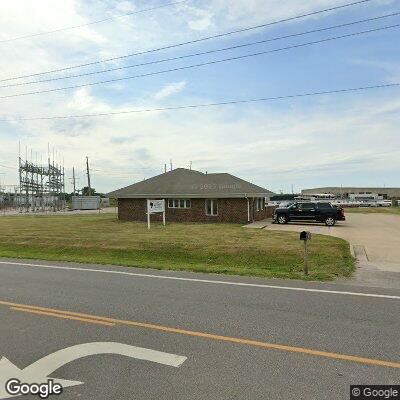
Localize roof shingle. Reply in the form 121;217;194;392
108;168;274;198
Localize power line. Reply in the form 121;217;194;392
0;0;190;44
0;0;373;82
2;12;398;89
1;23;398;99
1;82;398;122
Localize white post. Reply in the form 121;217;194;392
147;212;150;229
163;210;166;226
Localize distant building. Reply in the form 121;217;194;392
301;187;400;199
108;168;274;223
71;196;101;210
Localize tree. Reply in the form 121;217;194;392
81;186;97;196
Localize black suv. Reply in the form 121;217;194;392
273;202;345;226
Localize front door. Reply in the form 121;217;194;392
288;203;301;220
297;202;316;220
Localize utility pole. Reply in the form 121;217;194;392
18;141;22;212
86;156;91;196
72;167;76;195
62;163;66;211
170;159;173;171
189;161;192;170
69;167;80;196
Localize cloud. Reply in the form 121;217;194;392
115;1;137;13
132;148;151;161
153;81;187;100
2;90;400;193
349;59;400;85
110;136;135;144
67;88;95;111
187;18;213;31
51;118;94;137
0;0;399;194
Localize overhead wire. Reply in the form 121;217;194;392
0;0;190;44
0;23;398;99
1;12;398;89
0;0;374;82
0;82;398;122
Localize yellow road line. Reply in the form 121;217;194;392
2;299;400;369
10;307;115;326
3;301;115;323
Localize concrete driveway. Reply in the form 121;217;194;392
265;213;400;273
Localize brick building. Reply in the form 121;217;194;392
108;168;274;223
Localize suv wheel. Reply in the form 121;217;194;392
325;217;336;226
277;215;287;224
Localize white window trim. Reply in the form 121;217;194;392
205;199;218;216
256;197;265;212
168;199;191;209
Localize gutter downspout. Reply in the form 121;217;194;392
246;195;250;222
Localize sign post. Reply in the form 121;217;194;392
300;231;311;275
146;199;166;229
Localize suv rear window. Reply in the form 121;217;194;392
317;203;332;209
298;203;315;210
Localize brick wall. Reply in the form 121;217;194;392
250;199;277;221
265;205;277;218
118;198;256;223
252;198;265;221
118;198;276;223
118;198;147;221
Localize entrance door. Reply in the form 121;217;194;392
288;203;301;220
297;202;316;220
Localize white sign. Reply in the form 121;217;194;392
146;199;166;228
147;199;165;214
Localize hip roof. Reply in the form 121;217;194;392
108;168;274;198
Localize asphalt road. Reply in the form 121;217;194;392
0;258;399;399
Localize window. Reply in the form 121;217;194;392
317;203;332;209
205;199;218;216
256;198;264;211
168;199;191;209
299;202;315;210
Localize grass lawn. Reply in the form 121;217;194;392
346;207;400;216
0;214;354;281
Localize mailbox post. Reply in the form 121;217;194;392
300;231;311;275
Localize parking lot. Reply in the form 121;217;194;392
265;213;400;272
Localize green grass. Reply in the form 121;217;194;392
0;214;355;281
345;207;400;216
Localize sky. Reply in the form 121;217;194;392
0;0;399;194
